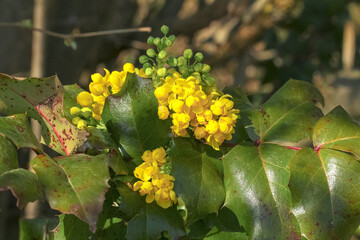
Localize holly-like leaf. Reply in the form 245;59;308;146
102;73;171;159
54;187;126;240
126;203;186;240
288;108;360;239
0;135;18;175
204;226;248;240
0;114;42;152
246;79;324;143
30;154;110;232
0;74;88;155
0;168;42;208
169;138;225;224
222;143;301;239
313;106;360;157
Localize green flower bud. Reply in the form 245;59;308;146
139;55;149;64
194;52;204;62
201;64;211;73
179;65;188;74
145;68;154;76
146;48;156;58
161;37;168;45
158;50;167;59
168;35;175;43
143;63;152;70
161;25;169;35
153;37;161;46
183;49;193;59
194;63;203;72
177;56;186;66
167;57;178;67
165;39;173;47
147;36;154;45
157;68;167;77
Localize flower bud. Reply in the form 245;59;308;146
161;25;169;35
177;56;186;66
72;116;81;125
183;49;193;59
167;57;178;67
76;91;94;107
70;106;81;116
145;68;154;76
153;37;161;46
158;50;167;59
201;64;211;73
146;48;156;58
194;63;203;72
194;52;204;62
139;55;149;64
77;119;87;129
147;36;154;45
168;35;175;43
157;68;167;77
143;63;152;70
81;107;92;119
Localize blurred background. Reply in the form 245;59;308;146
1;0;360;239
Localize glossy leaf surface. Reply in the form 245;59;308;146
31;154;110;232
169;138;225;223
102;73;171;159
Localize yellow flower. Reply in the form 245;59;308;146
171;99;184;113
70;106;81;116
136;68;150;78
206;120;219;135
194;126;207;140
123;63;135;73
141;150;153;163
77;91;94;107
133;162;159;181
152;147;167;166
155;189;177;209
109;71;126;94
158;106;170;120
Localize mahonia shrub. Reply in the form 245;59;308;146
0;25;360;240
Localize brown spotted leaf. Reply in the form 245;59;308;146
0;73;88;155
30;154;110;232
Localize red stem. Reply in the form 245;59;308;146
34;105;69;155
284;146;302;150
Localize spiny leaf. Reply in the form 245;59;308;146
169;138;225;224
126;203;186;240
30;154;110;232
0;168;42;208
223;143;301;239
289;148;360;239
102;73;171;159
246;79;324;143
313;106;360;157
0;74;88;155
0;114;42;152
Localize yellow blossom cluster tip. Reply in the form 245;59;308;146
154;72;239;150
133;147;177;209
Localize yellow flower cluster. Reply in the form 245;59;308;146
75;63;136;121
133;147;177;209
154;72;239;150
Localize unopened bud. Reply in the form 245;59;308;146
161;25;169;35
183;49;193;59
146;48;156;58
158;50;167;59
157;68;167;77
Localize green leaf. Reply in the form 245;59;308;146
54;188;125;240
126;203;186;240
20;218;57;240
204;226;248;240
222;143;301;239
169;138;225;223
0;74;88;155
117;182;145;219
246;79;324;143
313;106;360;157
0;114;42;152
54;214;92;240
0;135;18;174
289;148;360;239
31;154;110;232
0;168;42;208
102;73;171;159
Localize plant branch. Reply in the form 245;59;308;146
0;21;151;40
